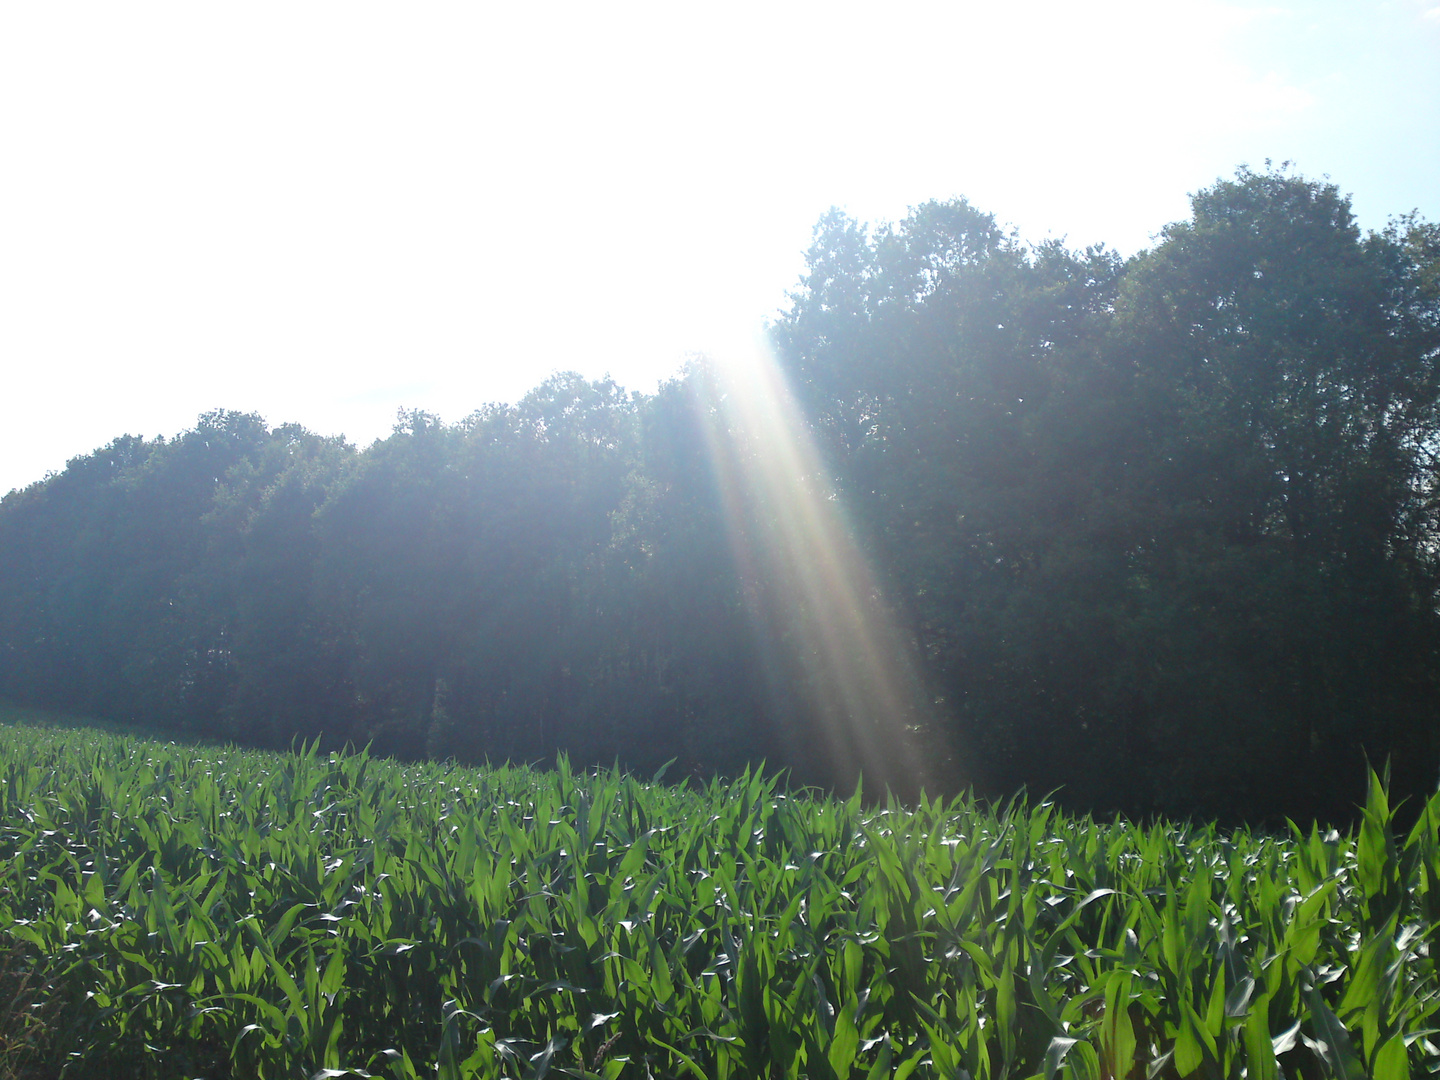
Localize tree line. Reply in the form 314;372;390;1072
2;166;1437;825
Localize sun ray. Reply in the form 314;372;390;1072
689;330;947;801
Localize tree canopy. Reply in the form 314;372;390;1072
2;166;1436;825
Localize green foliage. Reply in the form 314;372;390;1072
773;164;1440;824
0;166;1437;825
0;372;783;787
1;721;1438;1078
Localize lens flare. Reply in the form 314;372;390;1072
689;331;944;801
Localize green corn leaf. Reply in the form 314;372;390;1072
996;961;1018;1064
1224;976;1254;1019
1203;967;1227;1040
1244;997;1280;1080
1068;1041;1102;1080
863;1040;892;1080
1174;1007;1205;1077
826;995;862;1078
1304;983;1366;1080
1101;973;1135;1080
650;1036;712;1080
1371;1034;1410;1080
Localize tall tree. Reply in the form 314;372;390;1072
1093;167;1440;819
774;168;1440;822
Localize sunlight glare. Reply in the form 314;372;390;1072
692;331;946;801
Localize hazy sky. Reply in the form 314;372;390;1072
2;0;1437;495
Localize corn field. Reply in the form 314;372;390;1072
0;722;1436;1079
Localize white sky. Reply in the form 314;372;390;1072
2;0;1437;495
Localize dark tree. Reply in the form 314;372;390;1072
773;167;1440;823
1;167;1435;825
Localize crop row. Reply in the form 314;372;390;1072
0;721;1436;1078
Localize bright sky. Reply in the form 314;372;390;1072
2;0;1437;496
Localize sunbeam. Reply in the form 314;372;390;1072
688;331;947;801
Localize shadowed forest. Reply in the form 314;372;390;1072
2;167;1438;827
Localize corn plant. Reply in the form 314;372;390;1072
0;721;1436;1078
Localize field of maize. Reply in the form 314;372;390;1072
0;718;1436;1079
